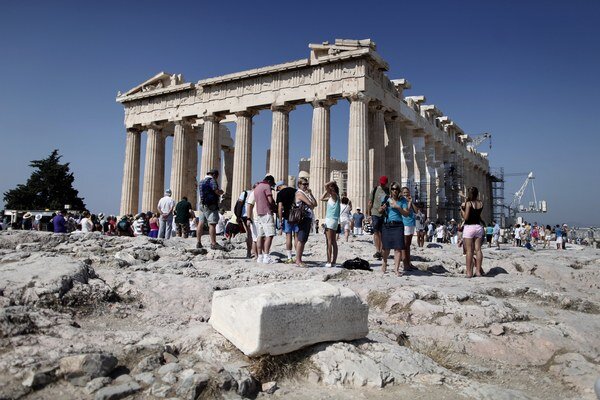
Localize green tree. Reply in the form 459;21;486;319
3;150;86;211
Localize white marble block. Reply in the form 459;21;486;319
209;280;369;356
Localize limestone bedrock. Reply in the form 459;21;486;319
209;280;369;356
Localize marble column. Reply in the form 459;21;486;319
186;126;198;207
269;105;294;183
170;121;192;202
141;126;165;213
368;103;385;187
412;129;427;203
399;123;414;189
200;115;222;179
424;136;437;221
222;148;234;210
310;99;335;219
120;128;141;216
384;114;401;182
232;110;255;203
347;93;370;211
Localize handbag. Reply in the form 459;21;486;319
288;203;306;224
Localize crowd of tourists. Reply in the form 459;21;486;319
1;171;584;277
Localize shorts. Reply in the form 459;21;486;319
200;204;219;225
256;214;276;237
463;224;484;239
556;236;563;244
297;218;312;243
325;218;339;231
282;219;299;234
404;225;415;236
371;215;383;233
340;219;351;232
486;234;493;242
176;222;189;236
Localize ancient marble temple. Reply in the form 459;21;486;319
116;39;492;222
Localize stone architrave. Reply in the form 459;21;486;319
347;93;370;210
200;115;223;179
384;114;401;182
368;103;385;187
310;99;335;219
209;280;369;357
141;126;165;213
120;128;141;216
269;105;294;183
232;110;256;203
399;123;413;189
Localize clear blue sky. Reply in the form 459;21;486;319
1;0;599;226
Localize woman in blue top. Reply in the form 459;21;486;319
380;182;414;276
399;187;418;272
320;181;340;267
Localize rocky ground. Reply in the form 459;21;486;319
0;230;598;400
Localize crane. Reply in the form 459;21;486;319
466;132;492;150
508;172;547;221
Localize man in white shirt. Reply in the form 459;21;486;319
157;189;175;239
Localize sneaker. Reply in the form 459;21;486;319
324;263;332;268
373;251;382;260
210;243;226;251
262;255;278;264
257;254;264;263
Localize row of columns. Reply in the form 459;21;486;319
121;93;491;222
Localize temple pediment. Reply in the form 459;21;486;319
117;72;187;99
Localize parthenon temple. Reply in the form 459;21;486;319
117;39;492;222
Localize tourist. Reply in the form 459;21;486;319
116;215;133;237
427;220;435;243
543;225;551;248
492;220;501;249
33;214;42;231
562;224;568;249
352;208;364;236
449;219;459;245
514;224;522;247
367;176;390;260
555;224;563;250
22;212;33;230
80;211;93;233
174;196;193;238
276;180;298;263
132;213;145;236
531;223;539;245
157;189;175;239
293;178;316;267
148;213;159;238
339;196;352;242
460;186;484;278
240;184;258;258
320;181;340;267
380;182;414;276
399;187;418;271
248;175;277;263
435;223;445;243
188;213;197;238
53;210;68;233
216;209;227;236
197;169;225;250
415;207;426;247
485;222;494;248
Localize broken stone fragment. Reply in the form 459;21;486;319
59;353;118;386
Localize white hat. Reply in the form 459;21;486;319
35;214;42;221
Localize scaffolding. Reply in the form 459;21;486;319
438;153;464;222
490;167;505;226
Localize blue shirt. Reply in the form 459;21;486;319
385;198;403;223
398;197;415;227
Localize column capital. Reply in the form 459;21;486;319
270;104;295;113
345;92;371;103
310;98;337;109
384;111;399;122
368;100;384;113
126;127;142;134
203;114;225;123
235;109;259;118
142;121;166;131
411;127;426;137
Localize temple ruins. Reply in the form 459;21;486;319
116;39;492;222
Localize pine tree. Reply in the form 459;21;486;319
3;150;86;211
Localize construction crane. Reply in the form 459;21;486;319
466;132;492;150
508;172;547;221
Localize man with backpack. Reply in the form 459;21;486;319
196;169;225;250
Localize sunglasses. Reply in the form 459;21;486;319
391;187;400;191
300;182;308;186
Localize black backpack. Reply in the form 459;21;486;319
234;190;248;218
200;177;218;206
341;257;371;271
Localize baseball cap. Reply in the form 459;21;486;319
275;180;285;187
379;176;388;185
165;189;172;195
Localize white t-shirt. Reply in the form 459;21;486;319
436;226;445;239
157;196;175;215
339;203;351;222
80;217;93;232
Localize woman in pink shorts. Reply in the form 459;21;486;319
460;186;484;278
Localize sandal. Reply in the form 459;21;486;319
395;269;403;277
295;262;308;268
